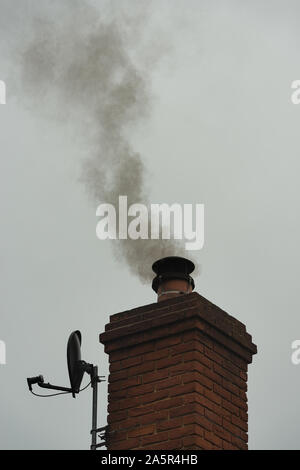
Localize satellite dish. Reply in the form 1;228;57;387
67;330;84;398
27;329;106;448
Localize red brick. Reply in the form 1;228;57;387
142;388;170;405
145;438;183;450
112;416;139;430
182;436;198;448
212;424;232;443
109;376;140;391
195;394;222;415
154;397;183;411
232;414;248;432
201;366;223;386
221;399;240;417
191;436;216;450
213;343;248;371
128;404;153;417
204;347;223;365
142;369;169;384
110;355;143;372
139;410;168;426
128;342;154;357
143;348;169;362
204;388;222;405
109;369;127;383
109;361;122;373
204;408;222;426
240;371;247;381
222;378;241;397
168;318;198;336
240;430;248;442
169;403;195;418
182;371;213;390
171;340;203;356
182;331;198;343
222;358;241;376
231;394;248;411
157;355;182;370
108;388;127;399
157;417;182;431
183;413;212;431
156;376;182;391
214;363;247;390
204;430;222;448
109;349;129;363
128;424;155;438
169;424;194;440
213;383;231;401
127;383;154;397
107;410;127;423
231;435;248;450
170;360;210;376
127;361;154;376
118;397;141;411
195;330;215;349
122;355;143;369
156;335;181;350
222;440;237;450
184;350;213;368
239;409;248;421
108;401;120;412
184;392;199;405
169;383;195;397
110;437;140;450
110;429;127;441
223;418;243;438
239;390;248;401
141;431;169;446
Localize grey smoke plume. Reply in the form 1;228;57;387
17;1;190;282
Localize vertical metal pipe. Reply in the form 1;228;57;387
91;366;98;450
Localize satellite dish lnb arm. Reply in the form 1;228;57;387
37;361;94;394
38;382;72;393
26;375;72;393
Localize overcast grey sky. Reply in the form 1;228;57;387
0;0;300;449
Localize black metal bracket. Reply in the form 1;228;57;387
38;382;72;393
90;425;112;450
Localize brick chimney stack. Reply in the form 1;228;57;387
99;258;257;450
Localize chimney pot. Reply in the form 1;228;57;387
152;256;195;302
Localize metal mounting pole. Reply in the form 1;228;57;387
90;365;98;450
